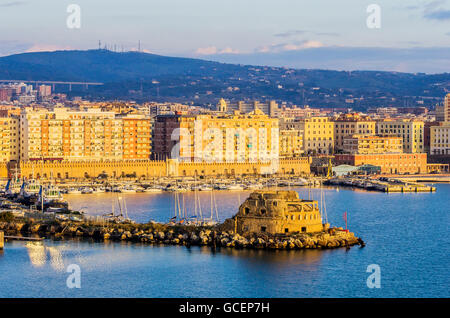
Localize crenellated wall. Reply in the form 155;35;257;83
14;158;310;180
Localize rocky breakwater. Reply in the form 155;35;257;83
0;217;364;250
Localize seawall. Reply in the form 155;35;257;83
0;217;364;250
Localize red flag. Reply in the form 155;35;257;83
343;212;348;230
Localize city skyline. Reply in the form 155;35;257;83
0;0;449;73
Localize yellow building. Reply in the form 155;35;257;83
0;117;19;162
343;135;403;154
377;119;424;153
154;110;279;162
298;117;334;155
430;122;450;155
334;113;376;151
19;107;151;161
279;128;303;158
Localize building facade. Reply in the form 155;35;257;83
298;117;334;155
343;135;403;155
334;153;427;174
0;117;19;162
377;119;424;153
333;113;376;151
430;122;450;155
153;110;279;162
19;107;151;161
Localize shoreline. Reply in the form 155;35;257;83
0;216;364;251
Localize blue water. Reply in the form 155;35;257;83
0;185;449;298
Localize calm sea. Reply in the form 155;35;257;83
0;184;448;298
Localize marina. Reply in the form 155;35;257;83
0;183;448;298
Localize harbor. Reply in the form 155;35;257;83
0;183;448;298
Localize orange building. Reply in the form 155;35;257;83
334;153;427;174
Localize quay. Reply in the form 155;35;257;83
3;235;43;241
325;177;436;193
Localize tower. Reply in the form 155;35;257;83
217;98;227;112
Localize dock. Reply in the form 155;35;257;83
3;235;44;241
326;177;436;193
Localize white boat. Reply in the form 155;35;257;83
92;187;106;193
198;185;213;191
120;185;137;193
227;184;244;191
40;185;64;204
81;187;94;194
21;179;41;197
67;187;82;194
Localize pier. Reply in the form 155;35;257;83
325;177;436;193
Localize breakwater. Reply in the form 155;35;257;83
0;216;364;250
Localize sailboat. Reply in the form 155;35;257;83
104;195;134;224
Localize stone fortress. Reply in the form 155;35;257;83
231;190;325;235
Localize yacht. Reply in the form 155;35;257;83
120;185;137;193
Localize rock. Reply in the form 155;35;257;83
103;233;111;240
157;232;165;240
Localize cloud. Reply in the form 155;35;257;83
25;44;74;53
274;30;339;38
274;30;307;38
257;40;324;53
195;46;240;55
421;0;450;20
424;9;450;20
0;1;26;7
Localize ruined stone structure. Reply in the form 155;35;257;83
233;191;324;235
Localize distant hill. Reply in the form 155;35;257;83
0;49;449;108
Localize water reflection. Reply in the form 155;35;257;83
25;242;67;271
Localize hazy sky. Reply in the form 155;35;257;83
0;0;449;72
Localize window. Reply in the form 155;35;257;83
261;226;266;232
301;227;307;232
243;207;250;215
260;208;266;215
284;228;289;233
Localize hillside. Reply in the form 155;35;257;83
0;49;449;108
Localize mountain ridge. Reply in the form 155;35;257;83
0;49;448;108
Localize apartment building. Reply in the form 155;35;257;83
298;117;334;155
0;116;19;162
377;119;424;153
333;113;376;151
153;109;279;162
19;107;151;161
343;135;403;155
430;122;450;155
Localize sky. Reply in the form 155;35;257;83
0;0;449;73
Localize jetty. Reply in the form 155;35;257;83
325;177;436;193
0;191;364;251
